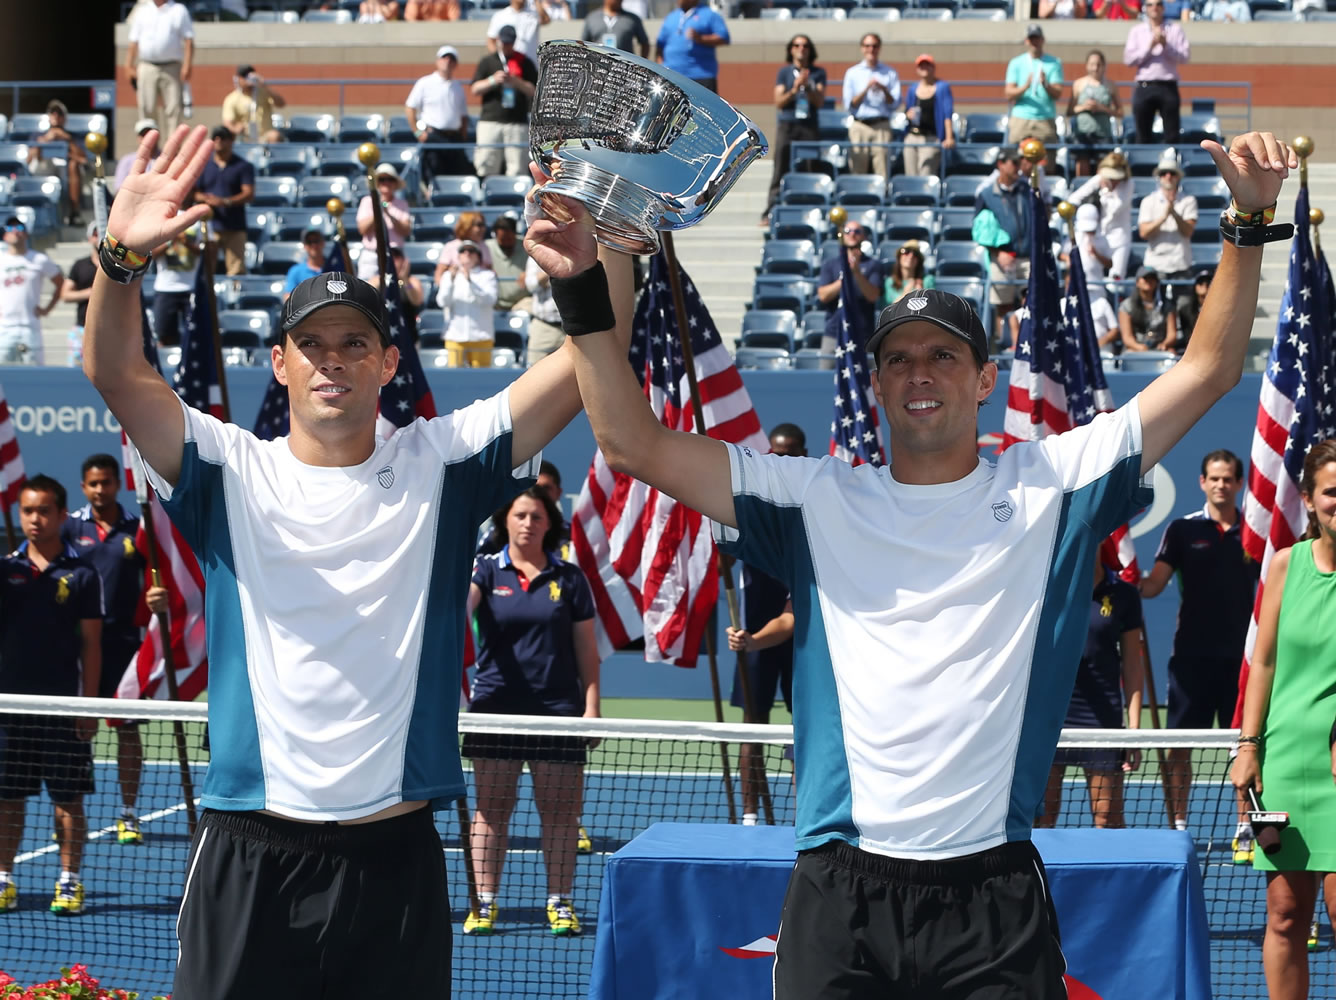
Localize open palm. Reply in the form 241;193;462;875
109;125;214;254
1202;131;1298;215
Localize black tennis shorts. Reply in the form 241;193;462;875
773;839;1068;999
461;730;589;765
174;806;451;1000
0;715;94;803
1167;655;1240;729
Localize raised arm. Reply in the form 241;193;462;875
83;125;213;488
1137;132;1296;474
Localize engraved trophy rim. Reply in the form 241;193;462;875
530;40;767;255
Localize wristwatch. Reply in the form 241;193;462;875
1218;201;1293;247
98;234;153;284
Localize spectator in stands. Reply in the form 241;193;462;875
1096;0;1141;16
1175;268;1212;346
358;0;401;20
842;34;899;179
0;475;103;917
405;0;462;17
282;228;327;302
0;217;63;365
883;240;934;303
461;485;600;938
126;0;194;140
1137;150;1197;282
28;101;88;226
902;53;955;179
487;215;529;311
1004;25;1063;167
471;26;538;179
1036;555;1143;830
1040;0;1088;15
113;119;160;194
974;147;1031;344
436;241;498;367
1118;266;1177;351
151;223;200;347
192;127;254;277
816;219;883;353
62;455;152;847
439;212;496;273
1198;0;1251;20
1061;203;1114;282
221;65;286;144
540;0;573;18
1230;440;1336;990
1069;150;1133;279
523;254;565;363
1124;0;1190;144
488;0;548;60
761;34;827;227
1067;50;1120;177
354;162;412;282
406;46;473;188
581;0;650;57
655;0;730;95
61;222;101;366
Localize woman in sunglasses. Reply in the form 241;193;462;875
882;240;934;304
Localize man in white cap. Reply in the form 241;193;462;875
114;120;161;193
1137;149;1197;284
405;45;473;187
0;216;63;365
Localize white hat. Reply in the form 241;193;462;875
1155;147;1183;177
374;162;403;183
1075;203;1099;232
133;118;159;135
436;45;459;60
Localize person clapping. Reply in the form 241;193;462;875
436;241;497;367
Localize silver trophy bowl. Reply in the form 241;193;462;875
530;40;768;255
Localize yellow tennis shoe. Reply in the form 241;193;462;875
547;898;582;936
463;901;498;935
50;878;84;915
577;825;592;854
0;878;16;913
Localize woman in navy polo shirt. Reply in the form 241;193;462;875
461;486;600;940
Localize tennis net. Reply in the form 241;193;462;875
0;695;1312;999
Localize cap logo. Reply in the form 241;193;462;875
326;279;348;294
906;296;928;312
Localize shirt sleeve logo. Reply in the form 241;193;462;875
991;500;1015;522
548;580;562;602
376;466;395;489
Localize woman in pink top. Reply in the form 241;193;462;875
1123;0;1190;144
356;162;414;281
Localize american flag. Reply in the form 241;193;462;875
829;248;885;466
376;276;437;438
1001;184;1139;580
570;252;768;666
1235;186;1336;724
0;382;25;513
172;260;225;419
116;297;209;701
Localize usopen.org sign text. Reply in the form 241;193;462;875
12;404;121;437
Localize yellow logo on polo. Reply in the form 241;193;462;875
123;536;136;558
55;575;71;604
1099;595;1113;617
548;581;562;602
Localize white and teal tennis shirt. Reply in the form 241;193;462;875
715;399;1152;860
146;390;539;821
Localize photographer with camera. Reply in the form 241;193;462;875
1231;439;1336;1000
221;65;285;144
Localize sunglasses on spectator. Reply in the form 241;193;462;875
3;225;24;233
898;248;919;255
862;43;880;48
843;226;865;235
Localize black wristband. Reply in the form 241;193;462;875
550;261;616;337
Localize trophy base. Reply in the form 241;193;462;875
537;159;668;256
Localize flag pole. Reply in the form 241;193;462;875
1313;206;1325;256
200;214;233;423
128;446;199;835
660;231;743;825
357;142;392;289
326;196;349;268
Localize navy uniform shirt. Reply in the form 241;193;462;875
196;153;255;233
1154;507;1260;660
1065;574;1142;729
0;543;103;697
62;503;144;639
731;563;793;712
471;548;595;716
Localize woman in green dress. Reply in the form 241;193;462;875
1233;439;1336;1000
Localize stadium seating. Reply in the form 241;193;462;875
431;175;484;207
946;144;999;176
494;311;530;361
739;309;799;351
760;239;819;277
257;240;307;276
734;347;793;369
252;176;300;207
401;242;444;276
801;310;827;349
412;209;461;242
283;113;337;143
218;310;273;363
780;173;834;207
751;276;814;314
938;208;976;242
768;207;826;242
834;174;887;206
882;208;935;242
482;175;529;207
0;143;29;177
244;207;281;243
297;176;353;207
888;175;941;206
944;175;988;207
933;242;988;279
964;113;1008;145
336;115;387;144
387;116;420;144
316;145;371;179
792;348;835;369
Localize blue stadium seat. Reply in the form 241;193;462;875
944;175;988;208
751;276;813;314
816;108;851;142
65;113;107;137
1180;147;1217;177
1178;113;1223;145
964;114;1008;144
780;173;833;207
494;311;529;360
283;113;336;143
933;242;987;280
412;209;460;242
257;241;307;276
275;210;331;242
1181;177;1228;212
301;8;353;21
296;176;353;208
482;175;528;207
387;116;420;144
315;145;369;180
1192;242;1223;268
264;145;318;179
0;143;30;177
740;309;799;351
760;239;819;277
244;207;281;243
401;242;444;276
955;6;1007;17
769;207;826;242
431;175;483;207
888;175;941;207
6;114;46;142
935;278;985;313
0;114;8;140
1127;147;1168;177
938;208;976;242
418;310;446;349
235;142;268;174
881;208;936;242
801;310;826;349
947;144;999;176
336;115;387;144
900;7;953;16
734;347;793;369
218;310;274;361
835;174;887;207
1129;176;1159;209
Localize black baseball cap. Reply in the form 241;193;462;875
497;24;517;43
211;125;234;141
280;272;391;346
866;289;990;367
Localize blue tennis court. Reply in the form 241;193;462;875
2;756;1333;999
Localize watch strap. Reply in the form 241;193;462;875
103;233;151;269
97;235;154;284
1218;212;1294;248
